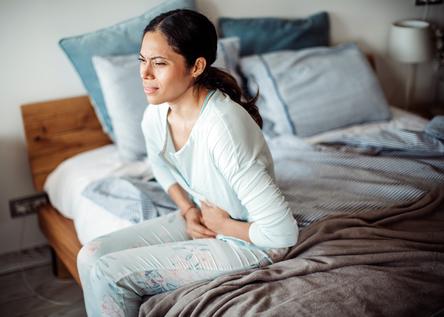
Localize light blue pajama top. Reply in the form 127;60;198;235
141;89;298;249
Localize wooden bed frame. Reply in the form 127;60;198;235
21;96;111;284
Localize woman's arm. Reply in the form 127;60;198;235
207;116;299;249
200;201;251;242
167;183;195;214
168;183;216;239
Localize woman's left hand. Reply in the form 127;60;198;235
200;200;230;234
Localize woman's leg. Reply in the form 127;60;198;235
77;211;188;317
88;238;275;317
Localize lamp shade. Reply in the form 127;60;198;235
388;20;434;63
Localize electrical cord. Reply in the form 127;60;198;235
19;215;78;306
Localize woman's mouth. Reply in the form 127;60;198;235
143;86;159;95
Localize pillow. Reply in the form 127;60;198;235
59;0;196;140
92;37;241;162
219;12;329;56
239;43;392;137
213;37;242;85
92;54;147;162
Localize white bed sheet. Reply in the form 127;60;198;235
43;144;154;245
43;106;427;245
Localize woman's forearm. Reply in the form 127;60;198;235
167;183;195;213
220;218;252;243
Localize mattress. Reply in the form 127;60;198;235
43;107;428;245
43;145;154;245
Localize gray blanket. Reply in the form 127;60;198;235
138;134;444;317
269;135;444;227
139;185;444;317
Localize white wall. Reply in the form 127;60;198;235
0;0;442;255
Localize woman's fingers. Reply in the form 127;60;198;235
184;208;216;239
188;221;216;238
195;223;216;237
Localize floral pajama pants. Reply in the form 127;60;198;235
77;211;288;317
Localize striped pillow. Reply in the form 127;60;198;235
240;43;392;137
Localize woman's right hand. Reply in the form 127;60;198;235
184;207;217;239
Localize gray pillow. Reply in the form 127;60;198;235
92;54;147;162
240;43;392;137
92;37;242;162
213;37;242;85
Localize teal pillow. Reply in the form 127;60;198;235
59;0;196;140
219;12;329;56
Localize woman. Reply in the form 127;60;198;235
77;9;298;317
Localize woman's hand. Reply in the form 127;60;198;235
183;207;216;239
200;200;230;234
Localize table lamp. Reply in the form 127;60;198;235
388;19;434;109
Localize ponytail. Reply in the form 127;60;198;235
195;66;262;129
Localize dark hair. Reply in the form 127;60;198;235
142;9;262;128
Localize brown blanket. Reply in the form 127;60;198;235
139;185;444;317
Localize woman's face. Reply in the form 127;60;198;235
139;30;194;105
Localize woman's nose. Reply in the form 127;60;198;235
141;65;154;80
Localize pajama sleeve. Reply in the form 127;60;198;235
208;116;299;249
141;108;177;193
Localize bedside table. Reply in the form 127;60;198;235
428;104;444;118
409;104;444;120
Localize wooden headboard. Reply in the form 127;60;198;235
21;96;112;191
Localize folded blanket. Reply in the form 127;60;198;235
82;177;176;223
425;115;444;140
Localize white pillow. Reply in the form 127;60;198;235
93;54;147;162
240;43;392;137
213;37;242;85
92;37;242;162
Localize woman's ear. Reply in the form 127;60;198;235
192;57;207;78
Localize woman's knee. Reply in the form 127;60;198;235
77;235;112;273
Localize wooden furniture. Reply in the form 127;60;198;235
21;96;111;284
402;103;444;120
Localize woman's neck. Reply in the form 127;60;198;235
168;86;209;121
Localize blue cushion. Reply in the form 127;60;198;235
240;43;392;137
219;12;329;56
59;0;196;140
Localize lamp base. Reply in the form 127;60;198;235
404;63;417;110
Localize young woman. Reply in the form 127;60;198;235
77;9;298;317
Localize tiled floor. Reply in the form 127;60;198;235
0;246;86;317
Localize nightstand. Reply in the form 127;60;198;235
428;104;444;118
408;104;444;120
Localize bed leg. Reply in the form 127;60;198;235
50;248;72;279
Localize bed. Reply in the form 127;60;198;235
20;4;444;316
21;95;444;316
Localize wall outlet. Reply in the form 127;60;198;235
9;192;49;218
415;0;443;5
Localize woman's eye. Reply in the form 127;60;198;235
154;62;166;66
137;58;145;63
